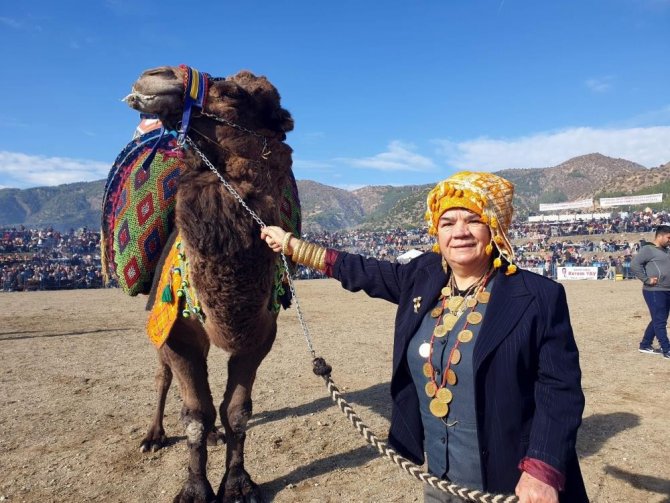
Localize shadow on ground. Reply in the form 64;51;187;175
606;465;670;500
0;327;135;341
258;445;380;500
250;381;392;429
578;412;639;457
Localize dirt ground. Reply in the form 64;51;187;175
1;279;669;503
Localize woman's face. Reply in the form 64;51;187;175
437;208;491;272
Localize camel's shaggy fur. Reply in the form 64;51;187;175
125;66;295;503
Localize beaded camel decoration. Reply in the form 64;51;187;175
123;66;297;503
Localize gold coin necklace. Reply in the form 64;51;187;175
425;270;492;418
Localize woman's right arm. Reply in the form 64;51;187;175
260;226;405;304
261;226;327;271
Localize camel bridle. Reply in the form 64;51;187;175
145;65;520;503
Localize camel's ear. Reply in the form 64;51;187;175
272;107;294;133
210;79;244;101
230;71;293;133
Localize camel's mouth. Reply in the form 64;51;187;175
122;90;156;107
123;86;183;115
123;66;207;119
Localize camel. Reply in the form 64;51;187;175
123;65;296;503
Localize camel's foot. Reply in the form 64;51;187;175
140;425;167;453
207;427;226;446
218;468;262;503
174;472;216;503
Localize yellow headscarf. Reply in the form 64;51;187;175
425;171;517;274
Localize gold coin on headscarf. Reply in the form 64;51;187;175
476;291;490;303
431;306;444;318
429;398;449;417
467;311;483;325
442;313;458;330
435;387;453;403
457;329;473;343
441;286;451;298
446;368;457;386
448;296;464;312
422;362;434;378
450;348;462;364
465;297;477;308
434;324;448;338
425;381;438;398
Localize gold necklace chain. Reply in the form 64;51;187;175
423;269;493;418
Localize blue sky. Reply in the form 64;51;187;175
1;0;669;190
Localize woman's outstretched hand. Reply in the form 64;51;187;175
261;226;291;254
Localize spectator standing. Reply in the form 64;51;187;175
630;225;670;358
605;257;616;280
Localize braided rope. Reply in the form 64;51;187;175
320;375;519;503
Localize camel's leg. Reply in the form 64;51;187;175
140;343;224;453
217;322;276;503
165;320;217;503
140;352;173;452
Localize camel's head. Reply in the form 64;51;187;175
124;65;293;138
124;66;184;118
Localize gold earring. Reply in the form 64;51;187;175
441;257;449;273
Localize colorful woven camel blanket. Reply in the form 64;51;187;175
101;129;184;296
146;232;296;348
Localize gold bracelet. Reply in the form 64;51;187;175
295;239;308;264
290;239;327;270
315;247;327;270
281;232;293;255
292;239;303;260
309;246;321;270
303;243;316;266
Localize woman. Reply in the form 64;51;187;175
261;171;588;503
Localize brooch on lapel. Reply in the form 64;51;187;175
413;296;422;313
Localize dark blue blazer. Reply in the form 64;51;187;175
331;251;588;501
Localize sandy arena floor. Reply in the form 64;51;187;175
1;279;669;502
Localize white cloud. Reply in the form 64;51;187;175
0;17;21;29
0;151;110;189
434;126;670;171
332;183;365;191
337;140;437;172
643;0;670;8
585;76;613;93
619;105;670;128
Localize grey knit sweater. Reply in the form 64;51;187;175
631;244;670;291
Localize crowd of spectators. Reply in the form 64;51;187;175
1;227;103;291
1;209;667;290
508;210;659;240
507;209;666;278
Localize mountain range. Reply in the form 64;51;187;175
1;153;669;232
